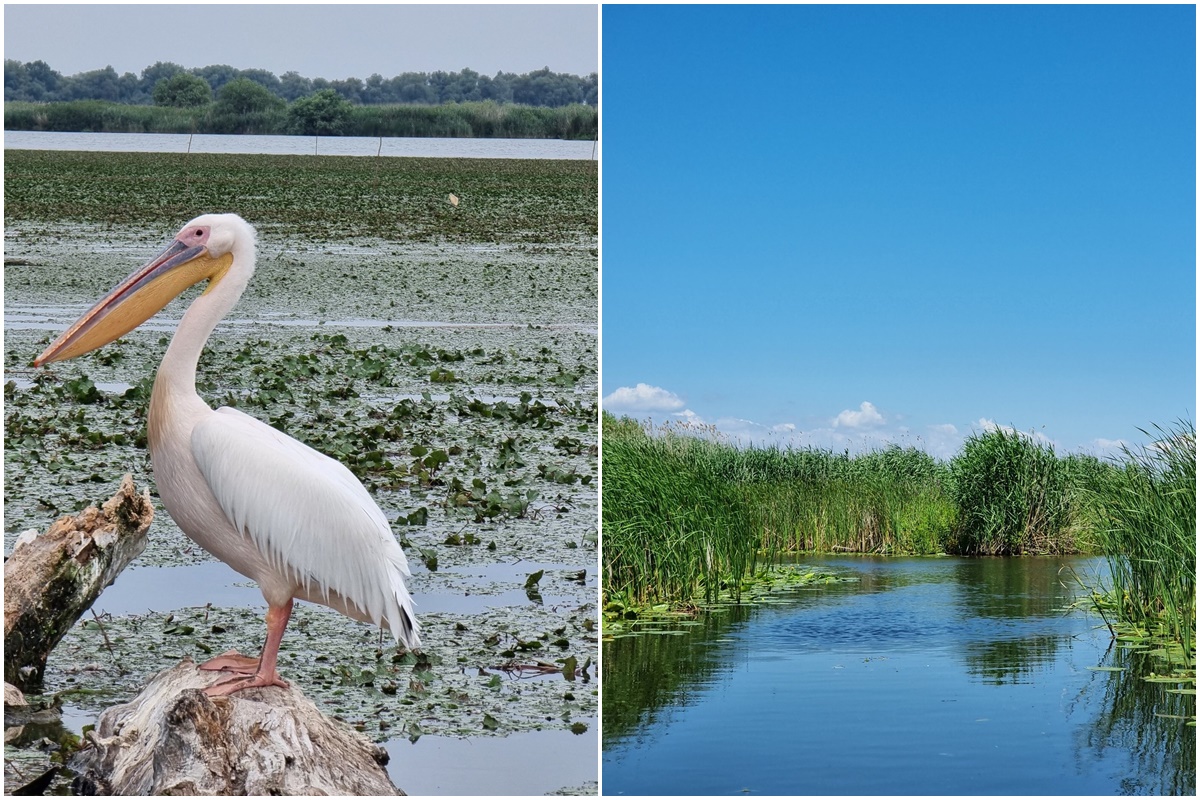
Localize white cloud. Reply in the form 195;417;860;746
603;383;686;413
1091;438;1130;457
833;401;885;429
605;395;1109;459
711;416;771;444
974;418;1055;447
921;423;964;459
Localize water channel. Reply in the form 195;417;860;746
602;555;1195;795
3;130;596;160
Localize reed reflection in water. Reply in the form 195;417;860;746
602;556;1194;795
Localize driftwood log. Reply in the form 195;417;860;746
4;475;153;692
71;661;402;795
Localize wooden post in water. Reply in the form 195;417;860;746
183;130;195;201
373;136;383;195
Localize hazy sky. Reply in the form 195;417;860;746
3;4;598;78
603;4;1195;457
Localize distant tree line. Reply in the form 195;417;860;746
4;60;598;108
5;93;596;140
4;60;597;139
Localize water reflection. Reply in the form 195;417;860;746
961;634;1064;685
603;556;1195;794
603;604;752;744
1078;643;1196;796
950;557;1082;685
950;556;1082;618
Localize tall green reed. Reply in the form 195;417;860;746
947;427;1074;554
602;415;756;604
745;446;956;557
602;414;959;604
602;412;1191;635
1089;419;1196;655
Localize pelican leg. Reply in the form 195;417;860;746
203;599;292;696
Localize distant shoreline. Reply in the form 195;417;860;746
5;99;597;141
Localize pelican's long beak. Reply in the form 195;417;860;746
34;238;233;366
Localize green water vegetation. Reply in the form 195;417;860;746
1086;420;1196;671
4;149;597;244
603;566;856;636
46;602;595;740
602;413;1196;659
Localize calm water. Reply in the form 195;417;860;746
46;558;598;795
603;556;1195;795
3;130;596;160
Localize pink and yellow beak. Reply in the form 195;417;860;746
34;235;232;367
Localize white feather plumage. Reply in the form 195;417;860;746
192;406;419;648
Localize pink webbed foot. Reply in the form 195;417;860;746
202;670;289;697
199;650;261;674
201;600;294;697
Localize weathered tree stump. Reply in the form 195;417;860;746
4;475;153;692
70;661;402;795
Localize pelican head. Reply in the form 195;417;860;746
34;214;256;367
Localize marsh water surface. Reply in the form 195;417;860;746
603;556;1194;795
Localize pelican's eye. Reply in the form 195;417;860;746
192;229;203;237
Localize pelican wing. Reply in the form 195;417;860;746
191;406;418;647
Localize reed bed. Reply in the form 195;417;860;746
947;427;1077;554
602;414;960;605
737;446;956;557
1088;420;1196;656
602;414;1187;610
602;417;757;605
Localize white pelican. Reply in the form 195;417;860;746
35;214;420;695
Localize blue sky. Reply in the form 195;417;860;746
4;5;597;77
601;4;1195;457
